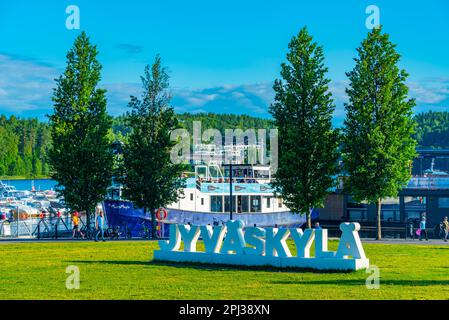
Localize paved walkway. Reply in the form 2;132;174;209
360;238;449;245
1;237;448;245
0;238;151;244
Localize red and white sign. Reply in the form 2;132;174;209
156;208;168;221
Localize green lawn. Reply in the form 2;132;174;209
0;240;448;300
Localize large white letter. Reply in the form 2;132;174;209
244;227;266;256
178;224;201;252
158;224;181;251
266;228;291;257
65;5;80;30
200;225;226;253
289;228;314;258
336;223;367;259
315;229;336;258
220;220;246;254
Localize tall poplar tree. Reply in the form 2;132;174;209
48;32;113;225
343;27;417;240
269;27;340;228
121;55;186;238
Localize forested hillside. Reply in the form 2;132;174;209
112;113;275;138
0;115;51;177
414;111;449;149
0;110;447;178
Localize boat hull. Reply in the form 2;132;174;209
103;200;318;237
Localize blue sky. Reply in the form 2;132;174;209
0;0;448;124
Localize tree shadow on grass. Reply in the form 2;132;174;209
271;279;449;286
68;259;356;274
68;260;150;266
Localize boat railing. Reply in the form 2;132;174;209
195;177;262;184
196;180;274;194
407;176;449;190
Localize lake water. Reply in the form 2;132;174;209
1;179;58;191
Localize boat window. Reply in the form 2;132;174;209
201;198;204;206
224;196;237;213
265;197;271;209
250;196;261;213
237;196;249;213
210;196;223;213
190;193;194;201
254;170;270;179
108;188;120;200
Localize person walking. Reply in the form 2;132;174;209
419;215;428;241
443;216;449;242
72;212;84;239
95;210;105;242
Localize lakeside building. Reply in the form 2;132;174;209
320;149;449;233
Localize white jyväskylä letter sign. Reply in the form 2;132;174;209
153;220;369;271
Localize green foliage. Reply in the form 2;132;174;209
269;27;340;228
0;115;51;178
414;111;449;149
1;110;446;177
48;32;114;219
121;56;186;237
343;27;417;203
342;27;417;239
112;112;274;143
177;112;274;134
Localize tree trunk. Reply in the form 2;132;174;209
307;212;312;229
377;198;382;240
150;208;157;239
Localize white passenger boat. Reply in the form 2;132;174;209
104;164;316;237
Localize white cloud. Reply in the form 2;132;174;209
408;80;449;104
170;83;274;116
0;52;448;123
0;54;57;115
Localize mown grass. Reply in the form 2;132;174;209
0;240;448;300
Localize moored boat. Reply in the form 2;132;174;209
104;164;317;236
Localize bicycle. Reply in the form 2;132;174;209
107;225;121;240
138;221;151;239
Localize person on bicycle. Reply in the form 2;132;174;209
72;212;85;239
95;210;105;242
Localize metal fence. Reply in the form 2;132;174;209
0;216;74;239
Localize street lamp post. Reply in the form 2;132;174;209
229;162;233;221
